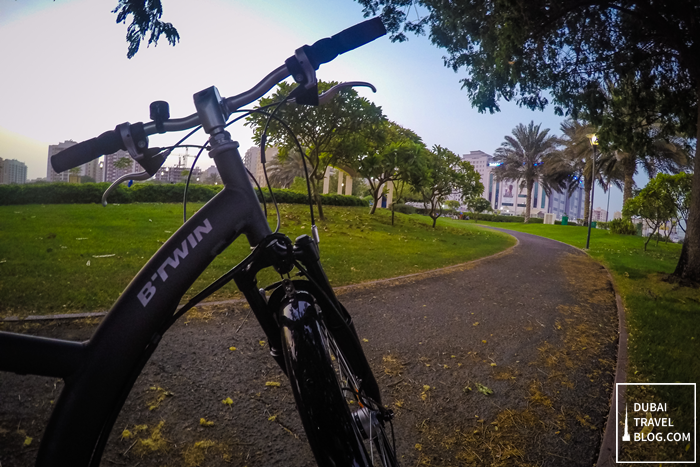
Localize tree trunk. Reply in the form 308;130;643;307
369;182;382;215
391;204;395;226
524;178;533;223
432;215;438;228
312;184;324;221
673;88;700;282
622;155;636;206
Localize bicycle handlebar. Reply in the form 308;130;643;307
51;129;126;173
50;17;386;174
305;17;386;69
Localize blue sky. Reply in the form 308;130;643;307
0;0;625;215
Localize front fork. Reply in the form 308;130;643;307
231;233;351;373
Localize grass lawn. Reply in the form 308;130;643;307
0;204;513;316
478;221;698;460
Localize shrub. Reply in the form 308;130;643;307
392;203;417;215
596;221;610;230
609;218;637;235
0;183;368;207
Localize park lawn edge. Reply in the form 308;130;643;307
0;204;515;317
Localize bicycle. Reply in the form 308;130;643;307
0;17;399;467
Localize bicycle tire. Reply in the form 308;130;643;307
279;286;398;466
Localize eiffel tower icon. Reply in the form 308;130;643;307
622;404;631;441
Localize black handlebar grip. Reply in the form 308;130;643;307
51;129;126;173
306;17;386;69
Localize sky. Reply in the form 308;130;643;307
0;0;626;215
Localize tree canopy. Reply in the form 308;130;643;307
343;121;427;214
356;0;700;281
418;145;483;228
246;80;385;220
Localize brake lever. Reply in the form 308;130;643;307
287;81;376;105
101;170;152;207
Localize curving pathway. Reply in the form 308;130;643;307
0;229;619;466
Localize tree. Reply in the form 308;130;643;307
623;180;676;251
551;119;624;224
112;0;179;58
418;146;483;228
492;121;560;223
343;121;426;214
355;0;700;280
468;198;493;220
246;81;385;220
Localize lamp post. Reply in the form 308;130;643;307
586;134;599;249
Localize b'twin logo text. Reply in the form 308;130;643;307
137;219;213;307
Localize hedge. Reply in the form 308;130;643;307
468;212;543;223
0;183;368;207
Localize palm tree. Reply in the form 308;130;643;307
607;132;690;206
554;119;623;224
264;149;306;188
493;121;560;222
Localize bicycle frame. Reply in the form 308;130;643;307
1;135;278;462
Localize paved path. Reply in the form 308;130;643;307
0;229;619;466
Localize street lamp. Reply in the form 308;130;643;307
586;133;599;249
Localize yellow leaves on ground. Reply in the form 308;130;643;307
482;340;487;344
415;443;423;451
23;436;32;447
121;429;133;439
259;340;266;347
394;400;404;408
147;386;173;411
268;415;278;422
221;397;233;407
134;421;167;455
228;346;236;351
199;418;214;427
362;338;369;343
475;382;494;396
265;381;281;387
473;322;479;326
421;385;431;401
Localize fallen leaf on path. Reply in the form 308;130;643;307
475;383;493;396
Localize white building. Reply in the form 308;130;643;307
461;150;585;220
0;158;28;184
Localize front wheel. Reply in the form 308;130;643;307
278;285;398;467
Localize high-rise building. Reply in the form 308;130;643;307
46;141;104;182
244;146;278;187
47;141;77;182
103;150;139;183
0;158;28;184
592;207;608;222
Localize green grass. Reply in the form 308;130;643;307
0;204;514;316
478;221;698;460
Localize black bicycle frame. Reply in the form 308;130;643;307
0;130;378;465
